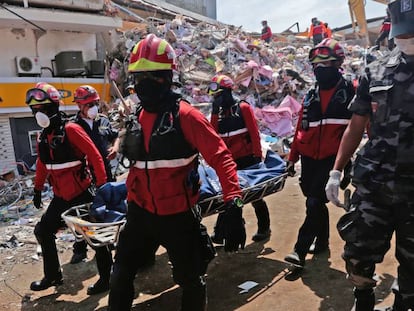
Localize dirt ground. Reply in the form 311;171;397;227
0;175;399;311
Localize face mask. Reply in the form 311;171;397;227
395;37;414;56
135;79;170;113
35;112;50;128
213;89;235;110
313;66;342;89
87;105;98;119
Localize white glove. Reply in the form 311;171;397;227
325;170;342;207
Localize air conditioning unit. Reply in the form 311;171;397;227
86;60;105;77
54;51;85;77
15;56;41;76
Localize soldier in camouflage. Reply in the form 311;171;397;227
325;0;414;310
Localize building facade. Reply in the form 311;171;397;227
0;0;122;175
164;0;216;19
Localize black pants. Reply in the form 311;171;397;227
109;203;207;311
294;156;334;255
34;190;92;280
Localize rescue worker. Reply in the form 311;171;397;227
70;85;120;295
374;9;394;51
284;38;354;268
109;34;245;311
208;74;271;242
261;20;272;43
27;82;107;291
325;1;414;309
308;17;327;46
324;23;332;39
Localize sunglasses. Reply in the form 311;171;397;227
308;46;336;62
85;102;98;108
26;88;51;104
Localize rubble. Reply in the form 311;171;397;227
108;14;370;140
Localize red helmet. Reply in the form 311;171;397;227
128;34;176;73
73;85;100;105
208;74;234;95
25;82;61;106
308;38;345;64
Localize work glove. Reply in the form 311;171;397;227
33;189;42;209
286;161;296;177
221;198;246;252
325;170;342;207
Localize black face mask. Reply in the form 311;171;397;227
313;66;342;90
135;79;171;113
213;89;235;110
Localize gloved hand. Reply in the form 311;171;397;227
286;161;296;177
221;198;246;252
33;189;42;209
325;170;342;207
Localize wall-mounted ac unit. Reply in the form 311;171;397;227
15;57;41;76
86;60;104;77
54;51;85;77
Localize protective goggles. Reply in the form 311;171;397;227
207;82;222;95
308;46;336;63
73;87;97;101
26;88;51;105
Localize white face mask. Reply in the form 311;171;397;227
87;105;98;119
35;112;50;128
395;37;414;56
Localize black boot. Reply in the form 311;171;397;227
181;277;207;311
87;278;109;295
30;270;63;291
353;288;375;311
252;199;271;242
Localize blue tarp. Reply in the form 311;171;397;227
198;149;286;201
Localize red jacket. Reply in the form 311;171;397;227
126;100;241;216
211;101;262;161
308;22;327;37
261;26;272;42
289;80;354;162
35;122;107;201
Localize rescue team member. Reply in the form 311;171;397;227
109;34;245;311
27;82;107;291
284;39;354;268
208;74;271;242
70;85;120;295
375;8;394;51
261;20;272;43
326;1;414;309
308;17;327;46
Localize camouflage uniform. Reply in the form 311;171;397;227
337;49;414;309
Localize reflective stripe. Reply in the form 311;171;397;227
45;160;82;170
308;119;349;127
134;154;197;169
219;128;248;138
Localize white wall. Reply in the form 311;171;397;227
1;28;98;77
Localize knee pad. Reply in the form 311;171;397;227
345;258;377;290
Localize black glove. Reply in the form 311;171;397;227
286;161;296;177
33;189;42;209
221;198;246;252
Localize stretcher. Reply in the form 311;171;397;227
62;150;287;248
